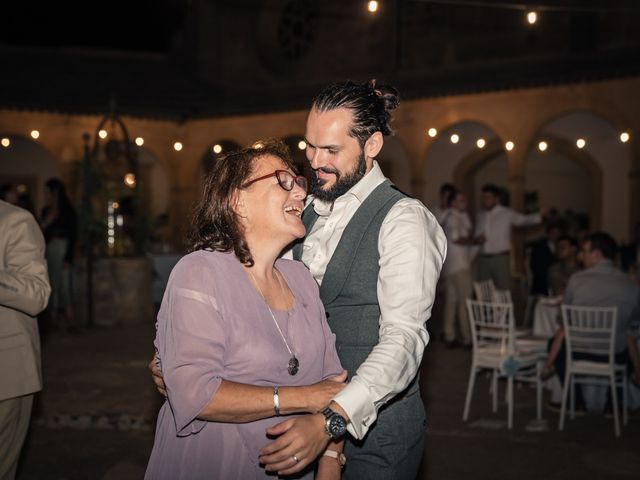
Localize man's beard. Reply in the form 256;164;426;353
310;152;367;202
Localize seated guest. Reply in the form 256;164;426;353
541;232;640;393
145;140;347;479
547;234;580;296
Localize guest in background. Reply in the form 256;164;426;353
431;182;456;224
441;190;473;348
548;235;580;296
0;184;19;204
0;199;51;479
40;178;77;332
474;184;545;290
528;224;562;295
541;233;640;395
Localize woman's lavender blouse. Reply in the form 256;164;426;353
145;250;342;479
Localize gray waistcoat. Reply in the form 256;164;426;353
293;180;418;395
294;181;426;478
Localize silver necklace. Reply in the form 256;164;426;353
248;269;299;376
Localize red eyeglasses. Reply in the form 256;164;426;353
242;170;307;193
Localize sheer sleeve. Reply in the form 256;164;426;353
155;255;226;436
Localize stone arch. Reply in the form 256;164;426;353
523;134;602;234
422;120;502;212
201;139;243;174
378;136;412;193
281;134;312;179
0;133;61;212
530;110;631;241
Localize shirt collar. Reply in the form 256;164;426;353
312;160;386;217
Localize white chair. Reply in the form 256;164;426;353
491;288;532;338
490;288;512;303
473;279;496;301
463;299;543;429
559;304;628;437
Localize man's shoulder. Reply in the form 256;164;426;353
0;200;33;222
0;201;40;234
387;196;432;220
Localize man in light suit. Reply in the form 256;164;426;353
0;200;50;480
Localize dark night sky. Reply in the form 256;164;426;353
0;1;188;52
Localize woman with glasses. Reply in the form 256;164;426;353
145;140;346;479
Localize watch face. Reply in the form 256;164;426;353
328;415;347;438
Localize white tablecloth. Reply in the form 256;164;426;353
532;296;562;337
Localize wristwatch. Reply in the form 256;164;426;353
320;406;347;439
322;449;347;468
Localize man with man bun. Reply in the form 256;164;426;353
259;80;446;479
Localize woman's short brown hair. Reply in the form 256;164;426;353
188;139;297;266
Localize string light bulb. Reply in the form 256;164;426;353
1;138;10;148
135;137;144;146
213;144;222;154
298;140;307;150
30;130;40;139
173;142;183;151
576;138;586;149
98;129;108;139
505;141;514;151
538;141;548;152
368;1;378;13
476;138;486;149
124;173;136;188
620;132;630;143
427;128;437;138
450;134;460;144
526;11;537;25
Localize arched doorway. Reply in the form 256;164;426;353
378;136;412;193
0;134;60;214
425;121;502;215
529;111;630;241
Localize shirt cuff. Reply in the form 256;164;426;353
332;378;377;440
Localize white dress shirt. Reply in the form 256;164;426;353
475;204;541;254
442;209;472;276
284;161;447;439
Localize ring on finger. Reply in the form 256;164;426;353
292;454;300;464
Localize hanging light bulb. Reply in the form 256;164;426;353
368;1;379;13
538;141;548;152
526;11;537;25
476;138;486;149
427;128;437;138
124;173;136;188
450;134;460;144
505;141;515;151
